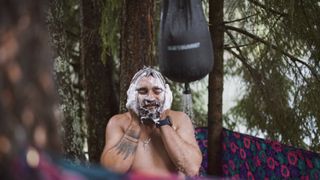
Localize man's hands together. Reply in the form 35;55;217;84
139;109;170;126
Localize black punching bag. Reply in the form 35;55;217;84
158;0;213;83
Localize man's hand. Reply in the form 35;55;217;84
159;109;170;121
139;107;161;124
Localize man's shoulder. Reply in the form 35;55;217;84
167;110;187;117
110;112;130;120
166;110;189;123
167;110;193;131
108;112;131;127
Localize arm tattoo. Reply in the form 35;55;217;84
115;129;140;160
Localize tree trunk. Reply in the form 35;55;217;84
48;0;86;162
80;0;118;163
119;0;155;112
208;0;224;176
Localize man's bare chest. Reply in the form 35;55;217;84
131;135;175;171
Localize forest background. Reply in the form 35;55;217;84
47;0;320;175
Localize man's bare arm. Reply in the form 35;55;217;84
100;114;141;173
159;111;202;176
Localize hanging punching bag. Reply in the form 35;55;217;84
158;0;213;83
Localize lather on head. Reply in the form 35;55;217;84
125;67;172;123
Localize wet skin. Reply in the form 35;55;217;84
100;76;202;177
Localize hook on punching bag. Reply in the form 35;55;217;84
158;0;214;83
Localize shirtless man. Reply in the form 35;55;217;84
100;67;202;177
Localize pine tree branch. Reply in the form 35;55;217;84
225;25;320;82
224;41;257;49
224;13;258;24
247;0;287;17
291;58;311;84
225;47;254;77
225;47;269;100
225;31;247;63
225;31;264;90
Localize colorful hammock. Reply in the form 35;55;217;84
196;127;320;179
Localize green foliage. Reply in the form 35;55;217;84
224;0;320;150
100;0;122;64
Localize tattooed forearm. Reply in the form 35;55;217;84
126;129;140;139
115;129;140;160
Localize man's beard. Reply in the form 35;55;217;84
137;99;162;124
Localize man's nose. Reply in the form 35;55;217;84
146;90;157;97
144;98;156;105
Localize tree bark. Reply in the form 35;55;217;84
208;0;224;176
48;0;86;162
80;0;118;163
119;0;155;112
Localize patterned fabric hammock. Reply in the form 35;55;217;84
195;127;320;179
